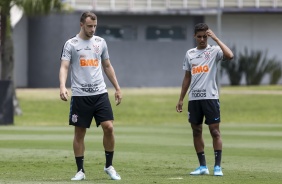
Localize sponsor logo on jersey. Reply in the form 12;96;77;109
80;58;99;67
191;89;206;98
192;64;209;75
80;87;99;93
81;83;98;88
80;83;100;93
84;46;91;50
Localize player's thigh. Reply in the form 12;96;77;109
69;96;94;128
202;99;220;124
93;93;114;127
188;100;204;125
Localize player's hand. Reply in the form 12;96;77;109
206;29;218;41
115;89;122;106
176;100;183;113
60;87;69;101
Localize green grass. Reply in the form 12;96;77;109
1;86;282;183
0;124;282;184
14;86;282;125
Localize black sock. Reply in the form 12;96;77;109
197;152;206;166
75;156;85;173
214;150;222;167
105;151;114;168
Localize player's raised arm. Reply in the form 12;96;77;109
206;29;234;60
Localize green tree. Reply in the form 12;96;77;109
221;47;282;86
221;47;244;85
0;0;65;120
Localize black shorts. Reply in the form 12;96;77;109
69;93;114;128
188;99;220;125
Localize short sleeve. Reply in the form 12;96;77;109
101;40;110;60
61;41;72;61
183;51;191;71
215;46;223;62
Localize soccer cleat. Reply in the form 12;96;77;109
104;166;121;180
190;166;209;175
214;165;223;176
71;169;86;181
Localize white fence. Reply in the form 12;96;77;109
64;0;282;11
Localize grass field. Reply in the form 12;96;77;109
1;86;282;183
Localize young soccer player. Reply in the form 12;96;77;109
59;11;122;181
176;23;233;176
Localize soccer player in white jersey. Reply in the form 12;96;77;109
59;12;122;181
176;23;233;176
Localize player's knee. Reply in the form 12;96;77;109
74;128;86;140
210;129;220;138
192;128;202;137
102;121;114;134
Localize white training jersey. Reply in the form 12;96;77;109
183;45;223;101
61;35;109;96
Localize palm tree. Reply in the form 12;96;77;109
0;0;65;123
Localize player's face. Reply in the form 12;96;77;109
81;17;97;38
195;31;208;49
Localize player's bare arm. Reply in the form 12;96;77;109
59;60;70;101
102;59;122;105
176;71;191;113
206;29;234;60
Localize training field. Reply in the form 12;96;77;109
0;86;282;183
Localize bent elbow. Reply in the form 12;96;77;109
226;53;234;60
229;54;234;60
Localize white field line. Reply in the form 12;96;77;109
16;88;282;98
221;89;282;95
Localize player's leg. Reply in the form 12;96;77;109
94;93;121;180
188;100;209;175
101;120;121;180
101;120;115;166
69;96;93;180
208;123;222;155
208;123;223;176
191;123;204;153
71;126;87;180
190;123;209;175
74;127;87;169
209;123;223;176
204;99;223;176
191;123;205;159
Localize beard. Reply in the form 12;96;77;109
83;28;94;38
86;32;94;38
